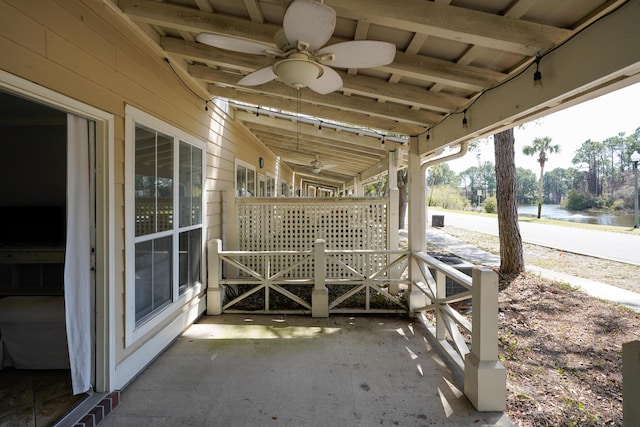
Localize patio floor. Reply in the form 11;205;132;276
101;314;513;426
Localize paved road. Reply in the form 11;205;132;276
428;208;640;266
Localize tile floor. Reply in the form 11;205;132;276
0;368;87;426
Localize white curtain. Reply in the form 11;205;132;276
65;114;93;395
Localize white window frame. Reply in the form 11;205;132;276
124;106;205;347
257;173;266;197
280;180;290;197
234;158;256;197
266;173;276;197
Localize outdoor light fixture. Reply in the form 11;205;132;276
462;110;469;130
631;150;640;228
533;57;542;90
259;157;264;169
273;53;324;90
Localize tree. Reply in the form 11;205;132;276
515;167;538;204
427;163;460;187
573;139;604;196
543;168;571;204
494;128;524;277
522;136;560;218
397;168;408;228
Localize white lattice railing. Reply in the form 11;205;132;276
226;195;393;280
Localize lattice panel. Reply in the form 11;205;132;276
234;198;388;278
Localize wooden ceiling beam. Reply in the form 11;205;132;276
324;0;572;56
120;0;278;45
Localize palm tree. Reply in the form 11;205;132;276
522;136;560;218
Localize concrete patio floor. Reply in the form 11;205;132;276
101;314;512;426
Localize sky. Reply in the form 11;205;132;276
444;82;640;177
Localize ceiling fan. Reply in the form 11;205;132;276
196;0;396;94
309;155;336;174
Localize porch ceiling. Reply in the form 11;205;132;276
113;0;640;188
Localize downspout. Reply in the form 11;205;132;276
420;142;469;174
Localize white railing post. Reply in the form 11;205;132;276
435;270;446;340
312;239;329;317
207;239;224;315
464;267;506;411
623;340;640;426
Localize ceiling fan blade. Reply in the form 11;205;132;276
308;65;342;94
238;66;277;86
318;41;396;69
196;33;273;55
283;0;336;51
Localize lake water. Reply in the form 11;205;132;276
517;204;636;227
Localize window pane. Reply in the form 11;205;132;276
179;142;191;228
179;228;202;295
246;169;255;197
156;132;174;232
179;142;203;227
135;125;156;236
191;147;202;224
267;176;275;197
236;165;246;196
135;236;172;324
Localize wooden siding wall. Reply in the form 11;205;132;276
0;0;293;371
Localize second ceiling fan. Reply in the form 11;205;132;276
196;0;396;94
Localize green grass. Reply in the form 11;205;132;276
430;207;640;235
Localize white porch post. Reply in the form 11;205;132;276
312;239;329;317
464;267;506;411
407;136;427;314
207;239;224;315
352;175;361;197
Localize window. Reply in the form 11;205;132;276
257;174;266;197
266;174;276;197
281;181;290;197
126;107;205;342
235;160;255;197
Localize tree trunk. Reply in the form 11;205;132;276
537;162;545;219
494;128;525;278
397;169;408;229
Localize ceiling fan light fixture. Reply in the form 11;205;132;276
312;167;322;174
273;53;323;90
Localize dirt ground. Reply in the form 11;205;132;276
432;226;640;426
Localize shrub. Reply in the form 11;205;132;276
484;196;497;213
428;184;468;210
563;190;593;211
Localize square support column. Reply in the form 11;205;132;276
623;340;640;426
207;239;224;315
407;136;427;314
312;239;329;318
464;268;506;411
